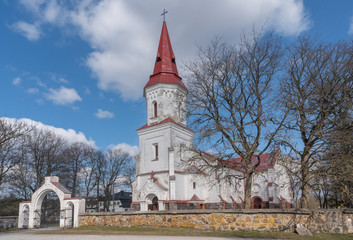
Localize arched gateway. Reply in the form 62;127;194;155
18;176;85;229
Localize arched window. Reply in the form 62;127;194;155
153;101;157;118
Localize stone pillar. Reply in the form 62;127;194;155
18;203;24;229
268;182;274;208
158;200;165;211
169;201;177;211
168;148;176;200
60;208;65;228
140;201;147;211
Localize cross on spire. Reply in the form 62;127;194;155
161;9;168;21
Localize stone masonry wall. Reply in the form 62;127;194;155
79;209;353;234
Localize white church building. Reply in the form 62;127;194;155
131;21;292;211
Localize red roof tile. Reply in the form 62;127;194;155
225;153;276;172
137;117;193;132
203;151;277;172
52;182;71;194
189;194;203;201
144;21;186;91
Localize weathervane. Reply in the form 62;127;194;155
161;9;168;21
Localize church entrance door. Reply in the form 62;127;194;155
152;197;159;210
147;194;159;211
252;197;263;209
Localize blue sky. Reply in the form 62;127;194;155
1;0;352;152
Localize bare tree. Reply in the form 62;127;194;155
62;142;94;196
101;148;132;211
0;118;31;189
185;31;285;208
81;150;101;199
325;113;353;207
279;37;353;208
8;159;34;200
20;129;67;193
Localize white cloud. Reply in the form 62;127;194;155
12;21;41;41
12;77;21;86
27;88;39;94
45;86;82;105
95;109;114;119
108;143;139;157
58;78;69;84
1;117;96;147
16;0;311;100
349;16;353;35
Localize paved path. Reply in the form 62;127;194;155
0;229;280;240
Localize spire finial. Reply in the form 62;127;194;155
161;9;168;22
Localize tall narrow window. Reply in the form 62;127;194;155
153;101;157;118
193;182;196;189
155;144;159;159
152;143;159;161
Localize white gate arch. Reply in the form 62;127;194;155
18;176;85;229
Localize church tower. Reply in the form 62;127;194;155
144;21;187;126
131;20;293;211
132;21;194;211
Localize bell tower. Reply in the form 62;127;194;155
133;20;194;211
144;21;187;126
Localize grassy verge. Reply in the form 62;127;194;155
39;225;353;240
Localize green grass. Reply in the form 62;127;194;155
39;225;353;240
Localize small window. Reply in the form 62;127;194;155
193;182;196;189
156;57;161;62
155;144;159;159
172;58;176;64
153;101;157;118
152;143;159;161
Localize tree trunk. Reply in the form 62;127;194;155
244;171;253;209
300;154;310;208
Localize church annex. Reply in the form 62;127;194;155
131;21;292;211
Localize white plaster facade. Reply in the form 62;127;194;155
18;176;85;229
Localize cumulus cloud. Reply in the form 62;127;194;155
95;109;114;119
12;21;41;41
45;86;82;105
12;77;21;86
16;0;311;100
108;143;139;157
27;88;39;94
349;17;353;35
1;117;96;147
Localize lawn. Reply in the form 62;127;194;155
40;225;353;240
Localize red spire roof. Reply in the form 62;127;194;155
144;21;186;90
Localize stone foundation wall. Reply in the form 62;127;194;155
0;216;18;230
79;209;353;234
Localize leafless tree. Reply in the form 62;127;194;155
62;142;94;196
279;36;353;208
325;113;353;207
8;159;34;200
101;148;132;211
80;150;101;199
185;30;286;208
122;162;136;191
19;129;67;193
0;118;32;189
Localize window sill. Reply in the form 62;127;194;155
152;158;159;161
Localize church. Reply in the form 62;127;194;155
131;21;292;211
